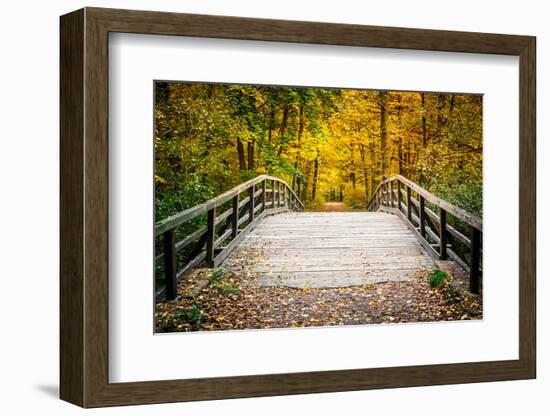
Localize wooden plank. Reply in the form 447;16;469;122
406;186;412;222
262;179;267;211
215;207;233;225
470;227;482;293
238;196;250;210
155;174;304;236
271;179;276;208
248;185;255;224
213;210;268;267
163;229;177;300
447;223;471;247
214;229;232;249
154;175;266;236
447;248;470;273
254;203;263;215
253;188;263;200
439;208;448;260
397;181;402;211
425;226;440;244
372;175;482;231
231;194;239;239
206;208;216;267
419;196;426;238
382;208;440;259
238;213;250;227
175;226;207;253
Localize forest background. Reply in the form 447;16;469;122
154;83;482;220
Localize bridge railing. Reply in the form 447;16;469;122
367;175;482;294
155;175;304;301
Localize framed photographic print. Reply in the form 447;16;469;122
60;7;536;408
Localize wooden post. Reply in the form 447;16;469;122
271;179;275;208
277;182;281;207
285;186;292;211
206;208;216;267
406;186;412;222
470;227;481;293
439;208;448;260
163;229;177;300
261;180;266;212
397;181;402;212
390;181;394;208
248;184;255;223
231;194;239;238
419;195;426;238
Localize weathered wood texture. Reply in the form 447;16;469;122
225;212;437;288
155;175;303;301
368;175;483;293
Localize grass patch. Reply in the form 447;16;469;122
208;268;241;296
209;268;226;284
179;302;207;330
428;269;448;289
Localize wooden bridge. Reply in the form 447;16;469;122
155;175;482;301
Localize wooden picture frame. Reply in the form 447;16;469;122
60;7;536;408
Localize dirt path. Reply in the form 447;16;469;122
310;202;351;212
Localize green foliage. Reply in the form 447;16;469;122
219;284;240;295
172;302;207;331
208;269;240;296
208;269;226;285
428;269;448;289
154;83;482;216
182;302;207;331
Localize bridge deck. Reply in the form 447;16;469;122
224;211;437;288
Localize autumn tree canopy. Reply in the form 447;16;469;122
155;82;482;220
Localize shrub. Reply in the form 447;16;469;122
181;302;207;330
428;269;448;289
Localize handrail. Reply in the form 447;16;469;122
368;175;482;294
155;175;303;236
155;175;304;301
367;175;482;231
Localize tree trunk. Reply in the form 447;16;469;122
379;91;388;178
350;142;356;189
237;138;246;171
247;140;255;170
302;161;311;201
312;149;320;200
292;104;305;189
277;103;290;156
268;108;275;144
359;143;369;204
435;93;447;143
421;92;427;147
398;137;403;174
